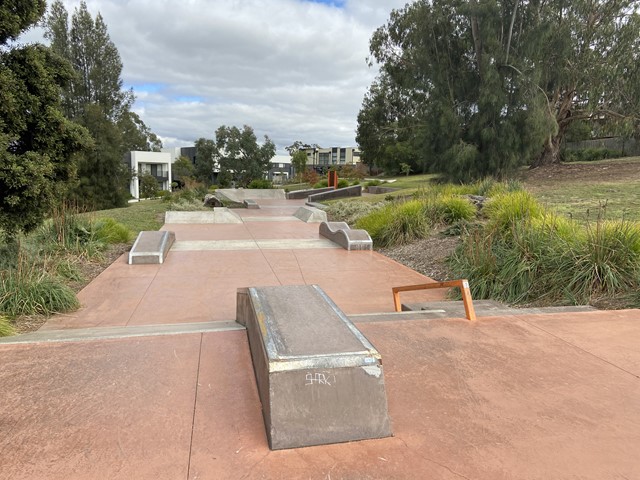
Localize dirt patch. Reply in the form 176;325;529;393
521;158;640;186
379;233;460;281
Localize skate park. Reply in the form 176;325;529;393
1;191;639;480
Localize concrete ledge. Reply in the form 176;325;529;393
237;285;392;450
243;199;260;209
319;221;373;251
216;188;285;203
128;231;175;264
307;185;362;203
0;321;244;345
286;187;334;200
367;186;400;194
293;206;327;223
164;209;243;224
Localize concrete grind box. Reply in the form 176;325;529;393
237;285;392;450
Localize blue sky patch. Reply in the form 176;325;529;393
303;0;346;7
127;82;166;94
173;96;204;103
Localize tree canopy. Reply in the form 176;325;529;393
357;0;640;180
214;125;275;187
44;1;161;209
0;1;91;239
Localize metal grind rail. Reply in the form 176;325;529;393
392;279;477;321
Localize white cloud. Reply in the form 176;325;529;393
21;0;412;152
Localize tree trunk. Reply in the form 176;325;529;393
531;134;562;168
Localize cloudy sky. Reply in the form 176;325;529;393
20;0;410;153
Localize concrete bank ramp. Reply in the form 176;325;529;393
293;206;327;223
215;188;286;203
237;285;392;450
164;209;242;224
128;231;175;264
319;221;373;250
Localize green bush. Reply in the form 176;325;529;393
425;195;477;225
325;201;385;225
365;179;383;187
248;179;273;189
139;173;160;199
313;179;329;189
55;258;85;282
337;179;349;188
0;268;80;316
355;205;393;242
484;191;544;231
0;315;15;337
357;200;430;247
449;211;640;306
37;210;104;258
562;148;625;162
93;218;132;244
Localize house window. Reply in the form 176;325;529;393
339;148;346;163
319;152;330;165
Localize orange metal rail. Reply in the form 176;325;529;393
392;279;476;321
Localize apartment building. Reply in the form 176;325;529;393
300;146;361;171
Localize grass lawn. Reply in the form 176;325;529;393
88;200;171;235
522;157;640;222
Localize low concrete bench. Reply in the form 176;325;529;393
243;199;260;209
237;285;392;450
128;231;175;264
319;221;373;251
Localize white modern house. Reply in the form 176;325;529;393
124;151;172;199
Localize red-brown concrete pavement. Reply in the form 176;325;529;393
2;312;640;479
2;197;640;479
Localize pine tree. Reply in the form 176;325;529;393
44;1;161;209
0;1;91;239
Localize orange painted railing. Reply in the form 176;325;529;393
391;279;476;321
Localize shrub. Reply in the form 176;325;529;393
301;169;319;186
355;205;393;242
37;209;104;258
0;267;79;316
567;220;640;300
325;201;385;225
139;173;160;199
357;200;430;247
425;195;477;225
313;179;329;188
366;179;383;187
484;191;544;231
0;315;15;337
449;209;640;306
248;179;273;189
93;218;132;244
562;148;625;162
337;179;349;188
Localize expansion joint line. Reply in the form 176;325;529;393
186;333;204;479
521;318;640;380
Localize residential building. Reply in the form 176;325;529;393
268;155;293;184
124;151;172;199
300;146;361;172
